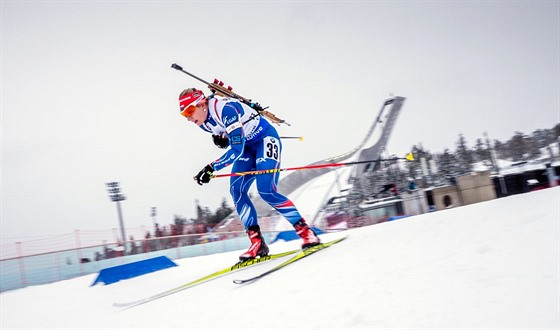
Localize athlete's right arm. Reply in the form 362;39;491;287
210;103;246;171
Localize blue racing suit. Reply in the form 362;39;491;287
199;96;303;229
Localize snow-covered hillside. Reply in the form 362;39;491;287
1;188;558;329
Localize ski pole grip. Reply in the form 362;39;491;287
171;63;183;71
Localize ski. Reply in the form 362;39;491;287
113;248;299;308
233;236;348;285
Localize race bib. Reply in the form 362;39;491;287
263;136;280;161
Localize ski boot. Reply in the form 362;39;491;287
293;219;321;249
239;225;269;261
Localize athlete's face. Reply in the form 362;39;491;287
183;103;208;126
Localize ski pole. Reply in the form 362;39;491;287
171;63;290;126
211;153;414;178
280;136;304;141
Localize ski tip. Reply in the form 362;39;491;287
233;277;258;285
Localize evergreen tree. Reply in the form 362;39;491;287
173;214;188;236
406;144;433;183
493;139;507;159
191;198;235;227
474;137;489;163
524;134;540;158
174;214;188;226
436;148;461;180
195;199;203;222
532;129;549;149
553;123;560;139
483;132;498;170
509;131;527;161
212;198;234;225
194;199;213;224
455;133;473;174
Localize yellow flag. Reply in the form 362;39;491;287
406;152;414;161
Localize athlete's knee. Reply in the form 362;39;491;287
230;181;246;201
258;190;287;206
230;185;240;201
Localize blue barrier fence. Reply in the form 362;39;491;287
92;256;178;286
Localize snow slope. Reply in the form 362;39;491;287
1;188;559;329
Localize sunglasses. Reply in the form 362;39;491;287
180;105;197;118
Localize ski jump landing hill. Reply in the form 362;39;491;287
214;96;406;233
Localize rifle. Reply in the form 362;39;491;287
171;63;290;126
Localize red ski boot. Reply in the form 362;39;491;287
239;225;269;261
294;219;321;249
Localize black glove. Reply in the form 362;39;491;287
194;164;214;186
212;134;229;149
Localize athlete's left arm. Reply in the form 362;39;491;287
210;103;246;171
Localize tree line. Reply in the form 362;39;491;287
171;198;235;231
408;123;559;181
349;123;559;208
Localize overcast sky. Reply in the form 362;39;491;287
1;1;559;242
